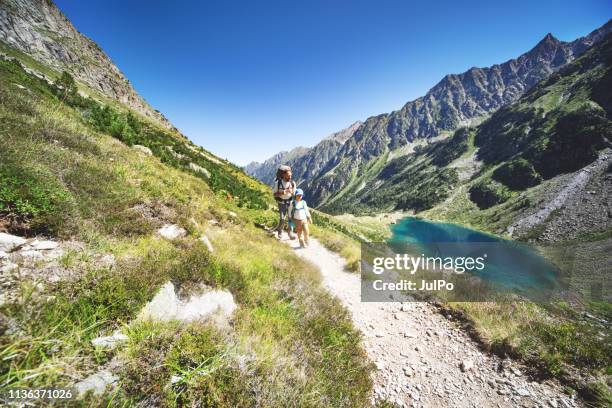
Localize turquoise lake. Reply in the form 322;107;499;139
388;217;562;297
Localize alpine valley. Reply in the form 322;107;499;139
247;20;612;242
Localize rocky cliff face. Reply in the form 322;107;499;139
0;0;170;127
253;20;612;209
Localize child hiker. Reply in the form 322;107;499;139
289;189;312;248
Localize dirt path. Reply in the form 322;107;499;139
283;236;580;408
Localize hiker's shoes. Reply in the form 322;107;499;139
289;232;297;240
299;239;306;248
276;231;282;240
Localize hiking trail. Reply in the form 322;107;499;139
282;235;580;408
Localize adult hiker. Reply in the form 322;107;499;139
272;165;296;240
289;188;313;248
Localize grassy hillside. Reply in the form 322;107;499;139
0;56;373;406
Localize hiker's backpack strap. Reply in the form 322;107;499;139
291;199;297;219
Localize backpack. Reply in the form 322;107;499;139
274;165;295;202
276;165;291;180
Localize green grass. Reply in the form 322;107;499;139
0;55;373;406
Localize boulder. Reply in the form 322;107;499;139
74;370;119;397
199;235;214;252
0;233;26;252
157;224;187;240
30;240;59;250
137;281;236;324
188;162;211;178
460;360;474;372
91;330;128;349
132;145;152;156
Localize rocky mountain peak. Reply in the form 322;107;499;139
0;0;170;128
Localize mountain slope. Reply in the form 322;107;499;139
343;32;612;244
252;20;611;209
0;0;170;127
0;2;373;405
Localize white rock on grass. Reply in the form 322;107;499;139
0;233;26;252
199;235;214;252
137;281;236;323
30;240;59;250
157;224;187;240
91;330;128;349
188;162;211;178
74;370;119;397
132;144;153;156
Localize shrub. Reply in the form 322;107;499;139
531;107;611;178
469;180;512;209
492;158;542;190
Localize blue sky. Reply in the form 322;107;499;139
55;0;610;165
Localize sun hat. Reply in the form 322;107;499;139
295;188;304;196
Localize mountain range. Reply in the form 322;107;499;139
246;20;612;214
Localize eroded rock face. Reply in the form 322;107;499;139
137;281;237;324
0;0;170;128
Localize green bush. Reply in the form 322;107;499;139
492;158;542;190
430;127;472;166
469;180;512;209
0;172;72;234
531;107;611;179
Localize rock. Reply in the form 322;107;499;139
30;240;59;250
188;162;211;178
0;233;26;252
404;329;417;338
1;261;18;273
228;211;238;218
170;375;183;384
199;235;214;252
157;224;187;240
510;366;522;376
459;360;474;372
20;250;44;261
548;400;558;408
516;387;530;397
91;330;128;349
98;254;116;268
74;370;119;397
132;145;153;156
137;281;237;324
0;251;7;259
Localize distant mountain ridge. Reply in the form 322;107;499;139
245;120;362;186
250;20;612;209
0;0;170;127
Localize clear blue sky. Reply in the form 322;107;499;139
55;0;610;165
